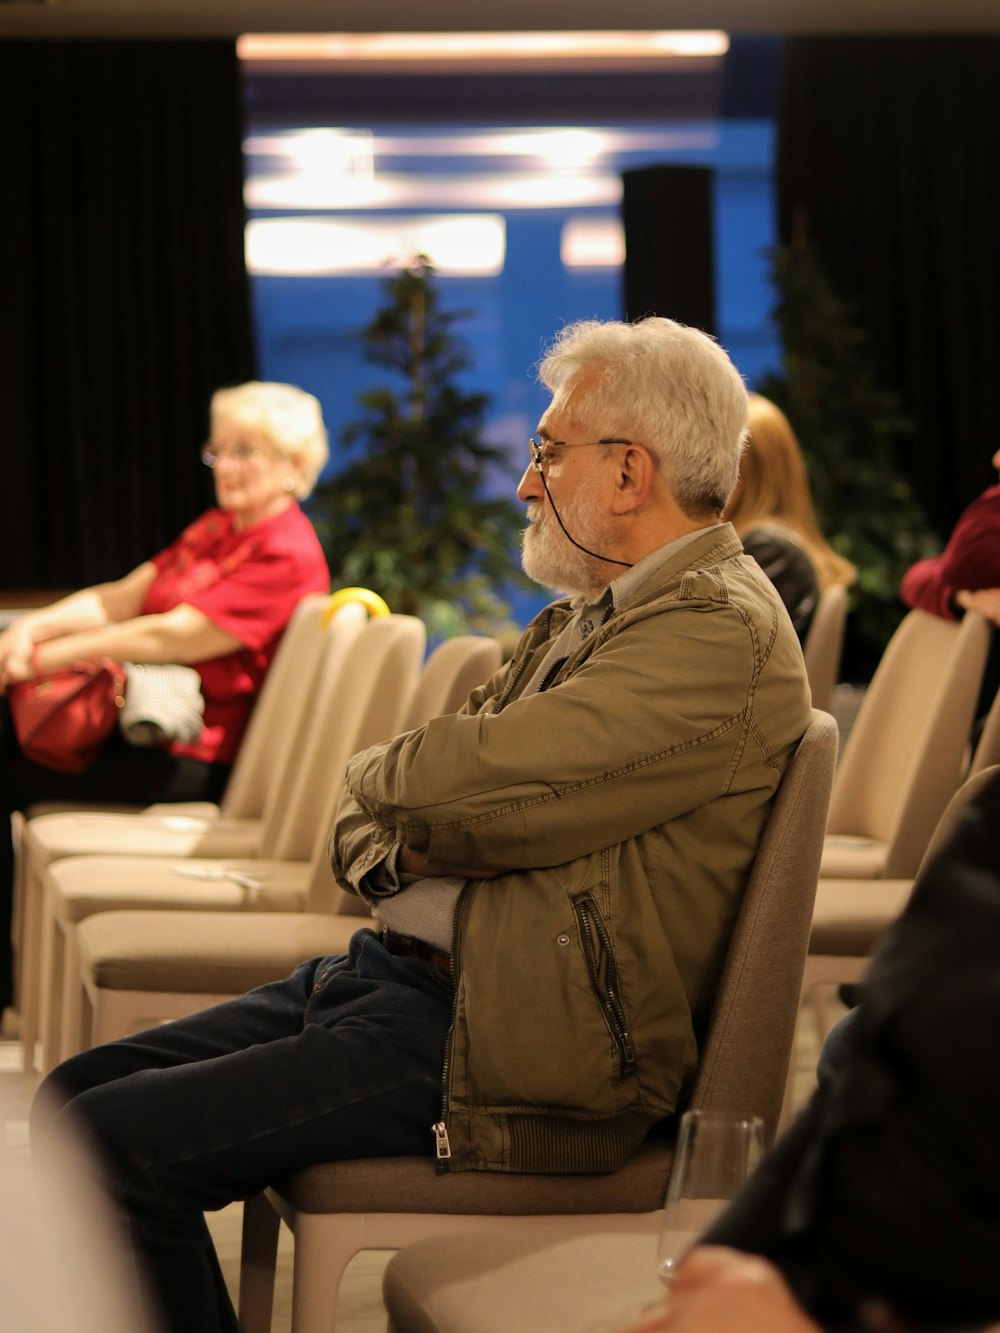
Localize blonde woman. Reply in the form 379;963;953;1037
725;394;856;640
0;381;330;1014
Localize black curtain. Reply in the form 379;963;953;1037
0;41;255;590
777;36;1000;539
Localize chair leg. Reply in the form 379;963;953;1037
39;891;65;1073
57;924;87;1065
239;1193;281;1333
10;811;26;1006
18;865;45;1072
290;1213;358;1333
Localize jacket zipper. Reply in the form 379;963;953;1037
494;644;532;710
431;882;471;1172
573;893;637;1075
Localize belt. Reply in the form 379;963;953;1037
379;926;453;981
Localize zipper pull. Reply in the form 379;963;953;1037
432;1121;452;1171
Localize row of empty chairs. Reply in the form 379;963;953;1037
14;594;503;1071
804;606;996;1039
67;629;504;1059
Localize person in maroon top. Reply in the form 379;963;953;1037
0;380;330;1015
900;446;1000;625
900;446;1000;757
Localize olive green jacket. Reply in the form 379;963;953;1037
330;524;812;1174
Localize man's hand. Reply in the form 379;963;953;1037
618;1248;822;1333
955;586;1000;625
397;844;502;879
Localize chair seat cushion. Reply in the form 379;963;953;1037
819;833;888;879
809;878;914;956
277;1133;675;1218
47;856;311;922
26;811;263;868
384;1231;664;1333
76;909;367;994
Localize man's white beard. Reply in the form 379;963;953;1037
521;475;618;599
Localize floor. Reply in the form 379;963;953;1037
0;989;838;1332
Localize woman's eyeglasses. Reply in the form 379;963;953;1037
201;442;266;469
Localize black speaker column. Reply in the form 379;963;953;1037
621;165;716;334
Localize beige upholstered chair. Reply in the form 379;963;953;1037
234;710;839;1333
384;1230;665;1333
820;608;991;880
57;634;503;1060
31;614;426;1070
382;1205;1000;1333
11;593;344;1026
802;582;848;713
15;596;368;1066
800;764;1000;1041
398;635;503;730
969;683;1000;776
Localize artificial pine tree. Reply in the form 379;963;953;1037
310;257;530;636
755;245;938;679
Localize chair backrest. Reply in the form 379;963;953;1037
301;633;504;918
916;763;1000;873
218;593;332;819
400;636;504;732
262;612;426;871
826;609;992;878
802;582;847;713
970;686;1000;777
690;708;839;1145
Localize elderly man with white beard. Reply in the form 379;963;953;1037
33;317;811;1333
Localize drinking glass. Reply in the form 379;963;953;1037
656;1108;765;1283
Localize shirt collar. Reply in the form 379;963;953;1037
570;524;718;630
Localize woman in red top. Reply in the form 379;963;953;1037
0;381;331;1013
900;446;1000;625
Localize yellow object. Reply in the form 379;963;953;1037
322;587;391;626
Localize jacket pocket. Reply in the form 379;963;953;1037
572;891;637;1078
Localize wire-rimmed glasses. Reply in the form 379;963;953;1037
528;435;631;473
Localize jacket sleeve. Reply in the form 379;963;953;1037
900;487;1000;619
328;652;520;896
334;597;797;874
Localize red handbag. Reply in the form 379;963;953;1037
8;658;126;775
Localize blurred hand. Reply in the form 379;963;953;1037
617;1248;822;1333
397;844;501;879
0;622;35;691
955;587;1000;625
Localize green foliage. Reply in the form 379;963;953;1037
308;258;531;637
755;245;939;677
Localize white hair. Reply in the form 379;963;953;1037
210;381;329;498
537;317;749;516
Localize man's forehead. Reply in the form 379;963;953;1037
538;386;588;438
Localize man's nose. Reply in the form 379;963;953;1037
516;463;542;503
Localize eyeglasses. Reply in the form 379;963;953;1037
201;441;266;469
528;435;631;474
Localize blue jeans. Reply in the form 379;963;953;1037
31;929;454;1333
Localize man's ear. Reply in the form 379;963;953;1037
610;443;656;514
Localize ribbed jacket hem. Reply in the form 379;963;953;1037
453;1108;660;1174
